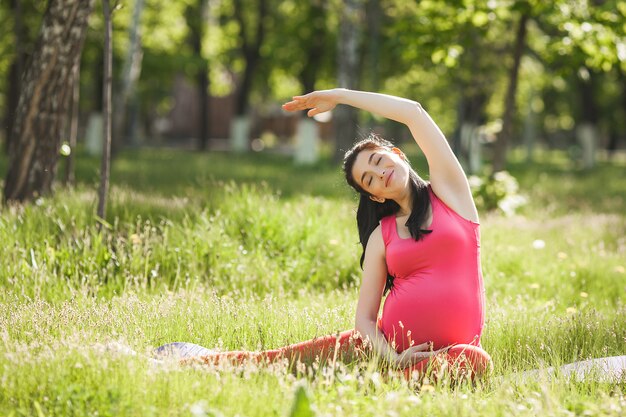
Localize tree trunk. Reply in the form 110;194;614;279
492;12;529;173
452;30;488;164
231;0;267;151
293;1;327;164
576;67;599;170
63;61;80;186
186;0;210;151
364;0;381;92
334;0;362;163
112;0;144;154
233;0;267;117
607;68;626;158
198;65;210;150
4;0;25;154
298;0;327;93
4;0;94;203
97;0;113;222
522;91;537;163
4;63;22;155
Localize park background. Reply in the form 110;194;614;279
0;1;625;416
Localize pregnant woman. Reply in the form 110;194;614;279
157;89;492;380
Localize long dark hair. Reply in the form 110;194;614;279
343;134;431;295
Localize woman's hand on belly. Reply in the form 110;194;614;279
395;342;450;369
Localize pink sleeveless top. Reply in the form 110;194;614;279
379;186;485;353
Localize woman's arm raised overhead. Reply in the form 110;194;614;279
283;89;478;223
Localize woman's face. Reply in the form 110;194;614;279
351;147;410;202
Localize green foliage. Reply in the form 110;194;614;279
288;385;316;417
1;0;624;169
470;171;527;216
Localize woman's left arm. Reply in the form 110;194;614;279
283;89;478;222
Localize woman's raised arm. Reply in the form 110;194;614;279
283;89;478;223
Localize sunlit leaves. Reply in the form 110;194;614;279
537;0;624;73
430;45;464;68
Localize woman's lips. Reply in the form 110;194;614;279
386;170;394;187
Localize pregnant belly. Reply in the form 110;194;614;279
380;280;483;353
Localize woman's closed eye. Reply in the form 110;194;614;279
376;156;382;165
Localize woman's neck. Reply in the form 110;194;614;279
394;186;413;217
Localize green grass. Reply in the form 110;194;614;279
0;148;625;416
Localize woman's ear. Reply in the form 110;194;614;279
391;147;407;160
369;195;385;203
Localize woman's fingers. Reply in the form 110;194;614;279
414;346;450;359
282;98;315;112
396;343;455;368
400;342;433;354
282;102;307;112
283;91;335;115
411;342;452;353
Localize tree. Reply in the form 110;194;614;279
248;0;338;102
2;0;46;154
362;0;382;93
230;0;269;151
4;0;94;203
98;0;114;222
380;0;504;171
63;62;80;186
3;0;25;155
232;0;268;117
492;5;530;173
531;0;624;169
334;0;362;162
297;0;329;94
185;0;211;150
112;0;145;153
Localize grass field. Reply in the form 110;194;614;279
1;148;625;416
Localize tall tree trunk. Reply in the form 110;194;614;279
233;0;267;116
112;0;144;154
576;67;599;169
4;63;22;155
97;0;113;222
607;68;626;158
4;0;94;203
298;0;327;93
198;63;210;150
4;0;25;154
522;90;538;163
293;0;327;165
231;0;267;151
457;88;488;174
452;31;487;161
492;11;529;173
63;61;80;186
186;0;210;150
334;0;362;163
364;0;381;92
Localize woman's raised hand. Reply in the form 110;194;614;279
394;342;449;369
282;89;341;117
